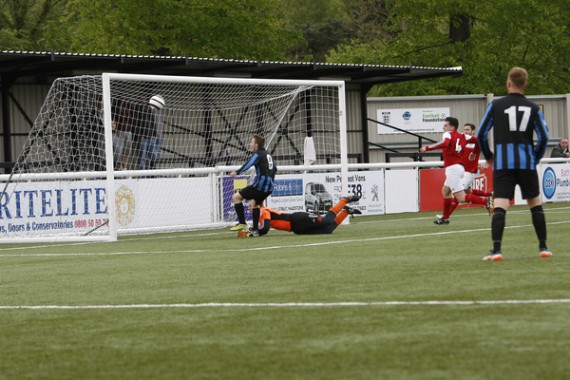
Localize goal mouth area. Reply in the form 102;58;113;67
5;73;348;242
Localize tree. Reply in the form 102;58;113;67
45;0;303;60
278;0;394;62
343;0;394;43
0;0;63;50
327;0;570;96
278;0;351;61
4;0;569;98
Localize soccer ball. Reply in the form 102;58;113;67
149;95;165;109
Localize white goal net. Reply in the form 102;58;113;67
0;73;347;242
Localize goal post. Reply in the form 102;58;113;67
0;73;348;243
102;73;117;242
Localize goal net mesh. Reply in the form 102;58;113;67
2;74;343;241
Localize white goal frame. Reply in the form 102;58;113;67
0;73;348;243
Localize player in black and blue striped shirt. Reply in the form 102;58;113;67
478;67;552;261
230;134;277;236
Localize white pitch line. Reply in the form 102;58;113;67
1;220;569;258
355;205;570;225
2;205;568;253
1;299;570;310
0;231;231;252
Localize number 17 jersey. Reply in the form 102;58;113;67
478;93;549;170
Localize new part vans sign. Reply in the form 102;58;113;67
377;107;450;134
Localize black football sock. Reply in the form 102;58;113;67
491;207;506;253
252;207;260;230
235;202;246;224
530;205;547;250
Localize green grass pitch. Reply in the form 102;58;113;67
1;203;569;379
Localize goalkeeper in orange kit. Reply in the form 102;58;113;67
254;195;361;236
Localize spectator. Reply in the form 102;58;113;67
112;99;134;170
550;137;570;158
139;95;165;170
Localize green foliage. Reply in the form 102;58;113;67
287;18;352;61
280;0;394;61
45;0;303;60
2;0;570;96
0;0;63;50
278;0;351;61
279;0;349;26
329;0;570;95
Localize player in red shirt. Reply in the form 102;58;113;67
420;117;492;224
447;123;494;215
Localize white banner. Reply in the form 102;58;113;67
0;180;109;237
119;177;213;229
377;107;450;134
267;171;385;215
1;171;388;239
540;162;570;202
0;177;214;238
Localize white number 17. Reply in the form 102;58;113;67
504;105;531;132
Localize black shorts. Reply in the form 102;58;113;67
239;186;271;205
493;169;539;200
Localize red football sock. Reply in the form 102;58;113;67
442;198;453;219
471;189;492;197
449;197;459;215
465;193;486;205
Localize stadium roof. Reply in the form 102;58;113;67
0;50;463;169
0;50;462;87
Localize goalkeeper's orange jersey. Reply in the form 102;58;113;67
259;207;291;233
